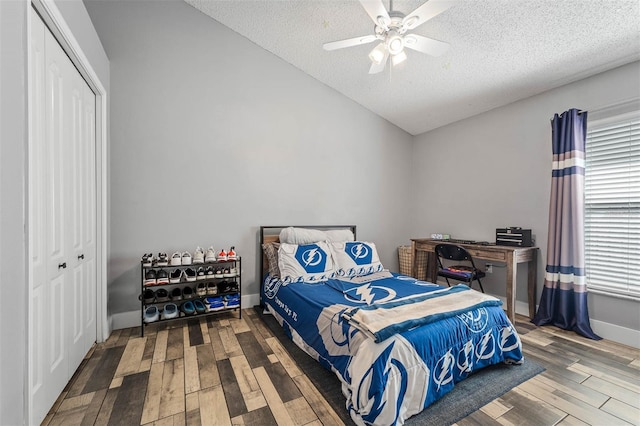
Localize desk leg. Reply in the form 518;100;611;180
528;251;538;319
506;252;517;324
411;241;417;278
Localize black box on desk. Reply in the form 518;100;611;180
496;228;533;247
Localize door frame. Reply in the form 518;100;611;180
27;0;108;423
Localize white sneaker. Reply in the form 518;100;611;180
170;252;182;266
223;267;238;278
182;251;192;265
193;247;205;264
205;247;216;263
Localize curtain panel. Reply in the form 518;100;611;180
533;108;600;340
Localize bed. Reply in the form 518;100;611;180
259;225;523;426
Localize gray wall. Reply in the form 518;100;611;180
0;1;107;423
84;0;414;320
0;2;27;424
411;61;640;335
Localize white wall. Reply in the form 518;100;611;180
84;0;414;325
411;61;640;344
0;1;107;423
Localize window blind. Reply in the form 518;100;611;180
585;117;640;300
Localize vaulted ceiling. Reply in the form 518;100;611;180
186;0;640;135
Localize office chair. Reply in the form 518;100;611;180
434;244;485;293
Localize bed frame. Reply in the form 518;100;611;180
259;225;357;279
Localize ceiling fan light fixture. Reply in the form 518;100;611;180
368;43;386;65
386;31;404;55
391;50;407;66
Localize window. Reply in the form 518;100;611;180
585;112;640;300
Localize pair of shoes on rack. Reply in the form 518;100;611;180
170;251;192;266
156;253;168;266
224;293;240;308
146;269;169;286
142;253;154;266
204;296;224;312
144;303;179;323
181;299;206;315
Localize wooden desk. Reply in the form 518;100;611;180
411;239;538;324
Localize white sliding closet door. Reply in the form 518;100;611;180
29;8;97;424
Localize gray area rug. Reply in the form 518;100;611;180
254;306;544;425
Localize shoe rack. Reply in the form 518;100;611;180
139;255;241;336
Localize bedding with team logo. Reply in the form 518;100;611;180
261;272;523;426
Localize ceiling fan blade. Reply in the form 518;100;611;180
323;35;378;51
368;50;389;74
359;0;391;28
402;0;456;30
404;34;450;56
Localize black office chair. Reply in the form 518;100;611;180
435;244;485;293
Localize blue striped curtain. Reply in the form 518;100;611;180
533;109;600;340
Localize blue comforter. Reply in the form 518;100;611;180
261;273;523;425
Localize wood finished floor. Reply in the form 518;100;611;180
43;309;640;426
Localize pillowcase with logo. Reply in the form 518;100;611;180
331;241;384;277
278;242;336;283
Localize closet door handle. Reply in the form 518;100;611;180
78;254;85;260
58;262;67;269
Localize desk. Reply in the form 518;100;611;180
411;239;538;324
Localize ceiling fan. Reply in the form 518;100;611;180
323;0;455;74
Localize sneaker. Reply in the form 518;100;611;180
182;251;192;265
205;296;224;312
183;286;194;299
214;268;224;278
207;282;218;295
170;252;182;266
205;247;216;263
224;293;240;308
196;282;207;296
144;269;157;286
206;266;214;277
223;268;237;278
157;253;168;266
227;247;237;260
170;269;182;284
217;249;228;261
156;288;169;302
196;267;206;280
194;299;207;314
156;269;169;285
143;288;155;304
142;253;153;267
171;287;183;300
181;301;196;316
193;247;205;264
184;268;197;282
162;303;179;319
144;306;159;323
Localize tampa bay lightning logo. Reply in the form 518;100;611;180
263;275;283;300
344;283;397;305
457;308;489;333
434;349;455;391
475;330;496;361
346;242;372;265
457;340;474;374
498;325;521;354
294;244;327;273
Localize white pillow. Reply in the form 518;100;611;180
278;242;336;283
331;241;384;277
279;227;355;244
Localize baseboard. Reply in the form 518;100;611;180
492;294;640;349
110;293;262;331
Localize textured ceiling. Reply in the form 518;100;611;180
185;0;640;135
